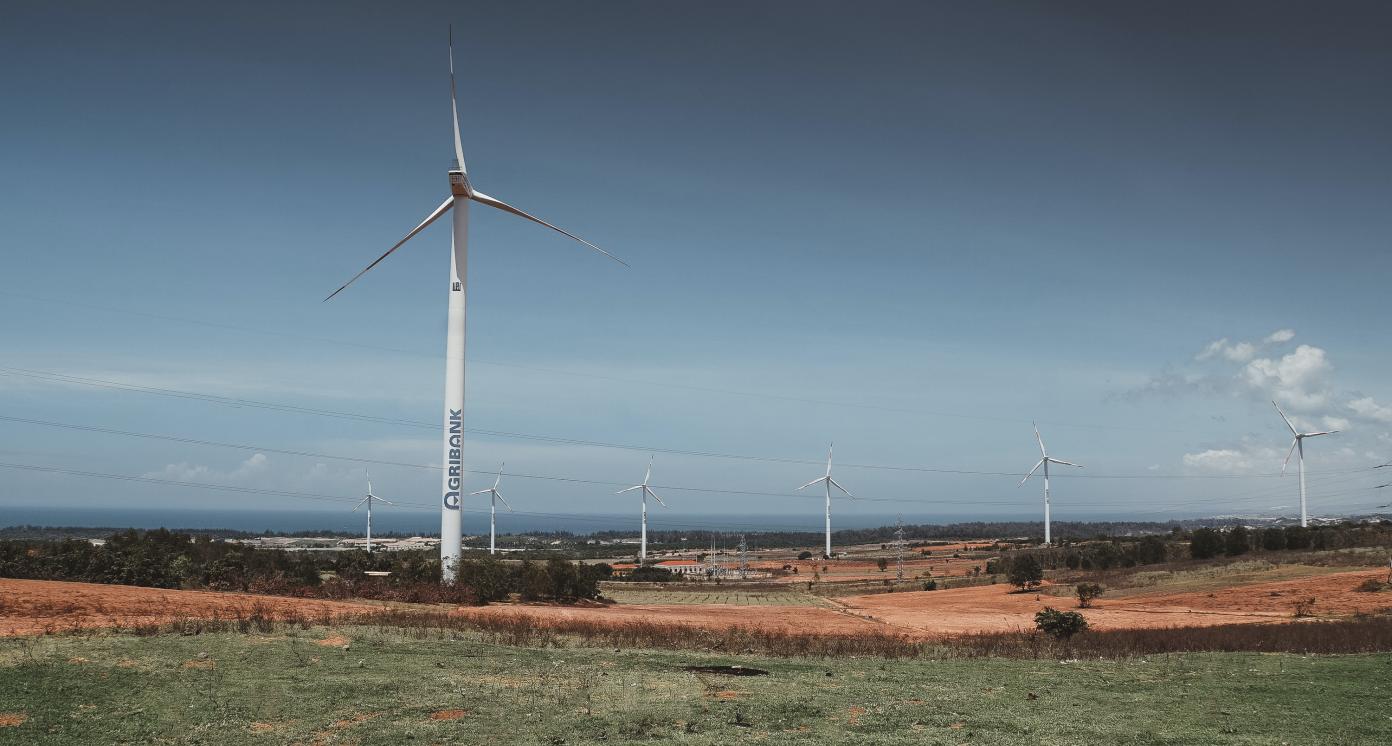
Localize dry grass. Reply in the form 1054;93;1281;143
49;600;1391;661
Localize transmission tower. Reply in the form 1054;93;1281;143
895;515;905;582
739;534;748;579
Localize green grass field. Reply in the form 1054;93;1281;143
601;587;834;606
2;629;1390;744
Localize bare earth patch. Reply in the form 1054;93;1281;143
0;578;387;636
429;709;468;720
316;635;351;647
839;569;1392;635
0;713;27;727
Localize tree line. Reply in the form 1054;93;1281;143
0;529;608;604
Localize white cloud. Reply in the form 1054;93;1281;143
1322;416;1350;432
1243;345;1332;408
144;453;269;483
1348;396;1392;424
1197;338;1256;362
1183;448;1260;473
1265;329;1296;344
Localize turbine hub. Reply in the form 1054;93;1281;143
449;169;472;197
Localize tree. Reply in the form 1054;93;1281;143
1261;527;1286;551
1075;582;1104;608
797;551;813;560
1189;528;1223;559
1136;535;1168;565
1284;526;1311;550
1225;526;1251;556
876;558;889;572
1035;607;1088;638
1007;555;1044;591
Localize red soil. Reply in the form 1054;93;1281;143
0;578;381;636
838;569;1392;635
4;569;1387;640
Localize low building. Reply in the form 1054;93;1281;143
654;559;705;576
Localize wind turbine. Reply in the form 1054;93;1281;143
1274;401;1339;528
325;28;626;582
797;444;855;559
616;457;667;563
1018;423;1082;545
352;470;394;553
469;462;513;555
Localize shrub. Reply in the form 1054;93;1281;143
1293;597;1317;618
1135;535;1168;565
1189;528;1224;559
1224;526;1251;556
1075;582;1105;608
876;558;889;572
1261;527;1287;551
1284;526;1311;550
922;580;937;591
1007;555;1043;591
1035;607;1088;639
1355;578;1387;593
797;551;813;560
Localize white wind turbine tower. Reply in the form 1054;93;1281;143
1018;423;1082;545
617;457;667;563
797;444;855;559
352;470;394;553
1274;401;1339;528
469;462;513;555
325;28;626;582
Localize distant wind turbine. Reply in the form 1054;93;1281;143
324;28;626;582
469;463;513;555
1274;401;1339;528
352;470;394;553
797;444;855;559
617;457;667;563
1018;423;1082;545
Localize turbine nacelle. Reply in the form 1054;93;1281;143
449;169;473;198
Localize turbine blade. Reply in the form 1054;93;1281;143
1273;401;1298;436
1034;422;1047;458
352;496;369;511
324;197;455;301
448;25;466;175
828;477;853;497
647;487;668;508
1049;458;1083;468
616;485;642;494
375;497;395;505
826;443;834;476
469;488;492;496
495;492;513;512
1281;438;1298;476
1018;459;1044;486
644;456;653;486
797;477;825;491
1302;430;1338;438
469;190;628;267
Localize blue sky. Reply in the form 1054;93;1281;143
2;1;1390;531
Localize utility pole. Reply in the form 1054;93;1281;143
739;534;748;579
895;515;905;583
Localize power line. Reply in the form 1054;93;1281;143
0;290;1208;434
3;367;1372;481
8;413;1384;513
